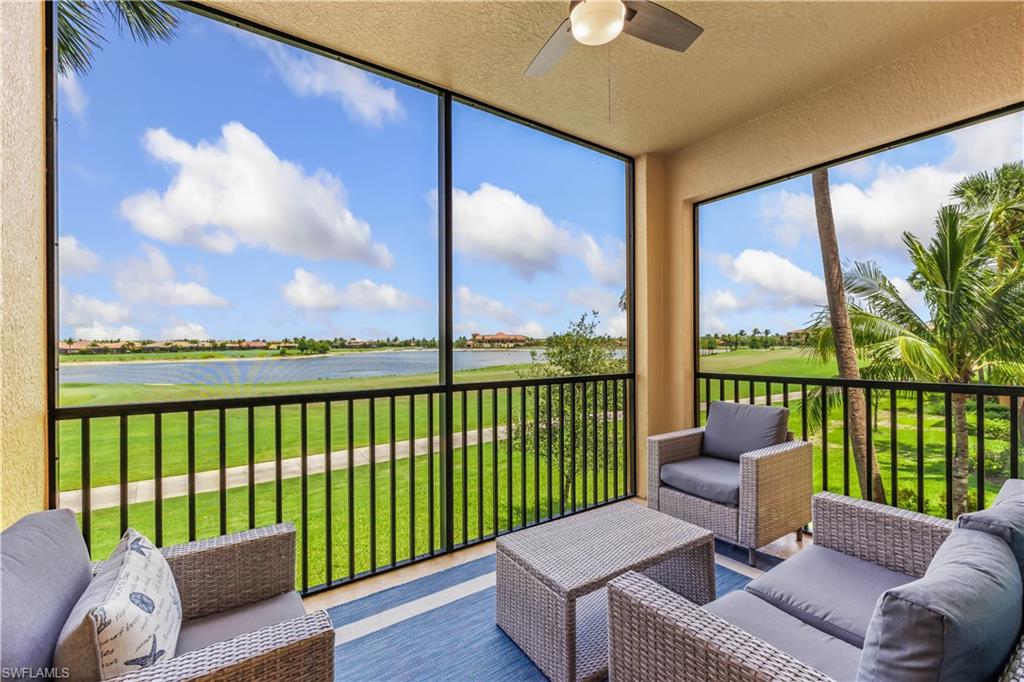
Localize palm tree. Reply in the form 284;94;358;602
763;328;772;349
812;169;885;502
806;205;1024;516
57;0;178;77
952;162;1024;269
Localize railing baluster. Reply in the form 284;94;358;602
507;387;513;529
592;381;599;505
153;414;161;547
719;378;725;404
1012;396;1020;480
119;415;128;536
704;377;711;423
300;402;308;592
188;410;196;541
427;394;435;554
613;380;619;498
581;383;588;508
865;389;873;502
369;398;376;571
409;395;416;561
628;377;636;496
603;380;609;503
766;381;772;407
749;380;755;405
477;390;484;538
944;392;953;519
842;387;850;496
570;382;577;512
782;382;789;409
801;384;808;441
520;386;527;526
389;395;397;565
247;406;255;529
547;383;553;519
347;399;355;578
821;388;828;493
82;418;91;554
274;404;282;524
461;391;468;542
889;388;897;507
219;408;227;535
325;400;333;584
916;392;924;513
559;383;566;515
733;379;739;403
534;384;540;523
977;394;985;511
492;388;498;535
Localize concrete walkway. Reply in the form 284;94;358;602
60;425;510;513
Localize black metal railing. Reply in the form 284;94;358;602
697;371;1024;518
51;373;635;595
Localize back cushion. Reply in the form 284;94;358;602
958;478;1024;577
0;509;92;672
857;528;1022;682
701;401;789;462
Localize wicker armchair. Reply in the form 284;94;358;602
105;524;334;682
607;493;972;681
648;420;812;565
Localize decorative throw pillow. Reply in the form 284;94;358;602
54;529;181;681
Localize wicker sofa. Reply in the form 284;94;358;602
608;490;1024;681
648;401;813;565
1;510;334;681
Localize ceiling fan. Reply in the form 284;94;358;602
525;0;703;77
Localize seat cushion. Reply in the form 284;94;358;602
958;478;1024;577
745;544;914;648
0;509;92;673
858;528;1023;682
702;401;789;462
176;591;305;654
704;591;862;681
659;456;740;506
55;528;182;680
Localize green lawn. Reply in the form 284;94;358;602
82;435;631;588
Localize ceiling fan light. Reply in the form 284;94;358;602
570;0;626;46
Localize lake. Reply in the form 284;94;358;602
58;349;540;385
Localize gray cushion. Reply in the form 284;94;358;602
702;401;789;462
704;590;862;681
659;456;740;506
958;478;1024;577
858;528;1023;682
0;509;91;672
745;544;914;648
176;591;305;654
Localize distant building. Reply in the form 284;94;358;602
239;340;268;350
345;338;373;348
781;329;811;346
467;332;529;348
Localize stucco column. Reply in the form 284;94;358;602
1;0;48;528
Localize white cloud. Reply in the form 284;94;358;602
115;244;227;307
943;112;1023;173
579;233;625;286
60;287;131;326
73;322;142;341
567;287;627;337
283;268;419;311
456;286;520;325
758;189;814;247
705;288;740;312
515;321;547;338
58;73;87;117
720;249;826;307
120;123;393;267
60;235;101;274
255;40;403;127
161;319;209;340
702;316;728;334
451;183;574;279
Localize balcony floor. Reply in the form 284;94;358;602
302;501;809;680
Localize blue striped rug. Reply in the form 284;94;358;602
330;543;775;681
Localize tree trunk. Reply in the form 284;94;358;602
811;169;887;502
951;392;971;516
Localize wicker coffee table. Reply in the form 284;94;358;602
495;502;715;682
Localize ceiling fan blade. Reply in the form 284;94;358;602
622;1;703;53
524;18;574;77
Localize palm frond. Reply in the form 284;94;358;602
103;0;179;44
57;0;178;77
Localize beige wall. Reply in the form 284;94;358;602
633;5;1024;498
1;1;47;528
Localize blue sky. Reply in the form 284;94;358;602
699;109;1024;336
57;8;627;343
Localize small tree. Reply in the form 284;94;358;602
513;312;626;504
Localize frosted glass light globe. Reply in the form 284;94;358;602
570;0;626;46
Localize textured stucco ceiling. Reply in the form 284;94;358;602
205;1;1015;156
